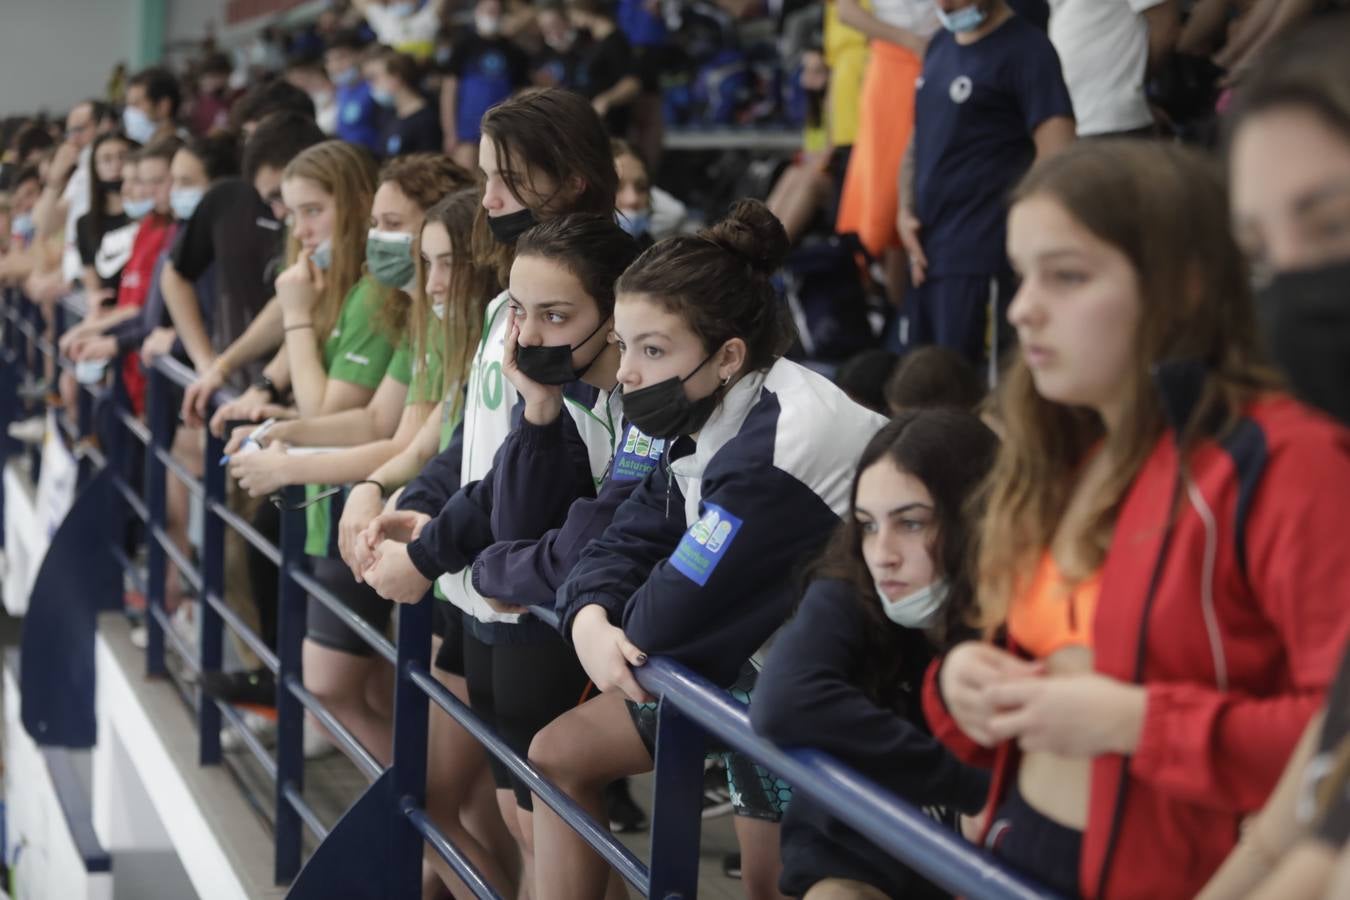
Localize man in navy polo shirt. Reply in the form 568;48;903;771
897;0;1074;372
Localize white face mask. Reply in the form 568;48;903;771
876;579;948;630
431;300;446;320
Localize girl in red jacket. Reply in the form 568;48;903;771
923;139;1350;899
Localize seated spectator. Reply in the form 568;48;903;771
123;66;182;145
230;77;318;138
1047;0;1178;139
285;56;340;136
766;45;852;244
752;409;997;900
189;52;238;136
925;140;1350;899
353;0;449;60
612;137;685;242
531;2;588;89
367;49;443;158
834;347;898;414
326;29;384;153
438;0;530;169
565;0;642;135
896;0;1074;366
884;345;983;415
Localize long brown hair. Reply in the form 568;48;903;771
372;153;474;341
282;139;379;343
976;140;1280;628
808;409;998;707
413;188;501;423
474;88;618;283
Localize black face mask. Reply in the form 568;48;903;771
488;207;537;245
622;351;722;439
514;316;610;385
100;178;123;193
1256;258;1350;426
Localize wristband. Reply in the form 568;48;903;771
251;374;281;403
284;322;313;333
352;479;388;498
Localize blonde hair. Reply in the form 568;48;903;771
975;141;1280;629
282;140;379;342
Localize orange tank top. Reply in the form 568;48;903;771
1006;551;1102;659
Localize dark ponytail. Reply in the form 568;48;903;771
515;213;641;317
616;199;795;371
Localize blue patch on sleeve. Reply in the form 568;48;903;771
611;425;665;482
669;503;743;587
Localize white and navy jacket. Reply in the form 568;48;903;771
557;358;887;687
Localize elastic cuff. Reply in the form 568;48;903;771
515;414;565;453
406;537;443;581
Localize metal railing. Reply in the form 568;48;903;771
1;287;1059;900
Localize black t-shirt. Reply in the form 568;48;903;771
382;104;444;158
76;211;134;292
171;178;283;384
574;29;636;134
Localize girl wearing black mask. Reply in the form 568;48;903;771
531;200;887;900
1199;16;1350;899
351;86;620;888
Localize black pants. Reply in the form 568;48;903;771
987;785;1083;898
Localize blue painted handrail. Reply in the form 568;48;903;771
3;288;1058;900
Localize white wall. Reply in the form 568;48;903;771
0;0;139;115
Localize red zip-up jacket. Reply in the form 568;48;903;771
923;391;1350;899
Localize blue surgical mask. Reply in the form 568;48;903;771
123;105;157;144
936;3;987;33
311;238;333;271
387;0;416;17
123;197;155;220
170;186;205;221
334;66;360;87
876;579;949;630
371;86;396;107
618;208;651;238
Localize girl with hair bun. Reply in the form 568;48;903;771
530;199;887;900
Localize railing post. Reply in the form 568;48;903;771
388;593;433;898
144;366;171;677
274;485;308;885
197;423;226;764
647;698;708;900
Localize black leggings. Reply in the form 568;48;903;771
463;629;591;811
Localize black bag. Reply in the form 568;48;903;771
781;232;879;361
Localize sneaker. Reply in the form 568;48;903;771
605;778;648;833
7;416;45;444
721;853;742;880
201;667;277;709
220;708;277;752
129;624;148;649
702;761;733;819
